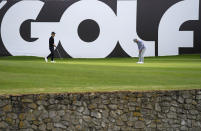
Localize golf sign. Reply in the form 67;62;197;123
0;0;200;58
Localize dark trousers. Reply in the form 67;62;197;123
49;47;54;61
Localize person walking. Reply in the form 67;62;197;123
133;39;146;64
45;32;56;63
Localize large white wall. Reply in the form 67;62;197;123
0;0;199;58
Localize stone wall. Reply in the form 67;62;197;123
0;89;201;131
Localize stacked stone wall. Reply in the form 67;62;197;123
0;90;201;131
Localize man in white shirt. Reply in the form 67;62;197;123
133;39;146;64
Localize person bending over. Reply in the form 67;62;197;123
133;39;146;64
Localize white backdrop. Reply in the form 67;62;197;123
0;0;199;58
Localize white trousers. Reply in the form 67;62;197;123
139;48;146;62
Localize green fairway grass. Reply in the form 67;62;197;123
0;54;201;95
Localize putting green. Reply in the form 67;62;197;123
0;54;200;95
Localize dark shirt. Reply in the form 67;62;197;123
49;36;54;48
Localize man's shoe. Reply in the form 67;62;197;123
45;57;48;62
137;62;144;64
51;61;55;63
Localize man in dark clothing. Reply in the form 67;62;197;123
45;32;56;63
